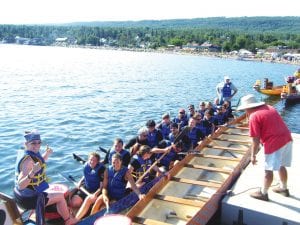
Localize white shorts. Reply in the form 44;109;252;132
265;141;292;171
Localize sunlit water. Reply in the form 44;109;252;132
0;44;298;196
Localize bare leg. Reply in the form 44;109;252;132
46;192;78;225
278;166;288;188
90;195;104;215
75;196;94;220
263;170;273;193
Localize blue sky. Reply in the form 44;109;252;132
0;0;299;24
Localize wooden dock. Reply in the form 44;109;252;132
221;133;300;225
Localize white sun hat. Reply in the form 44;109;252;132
224;75;231;81
237;94;265;111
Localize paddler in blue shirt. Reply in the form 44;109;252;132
70;152;106;220
14;130;78;225
103;138;131;167
128;145;163;187
90;153;144;215
145;119;163;148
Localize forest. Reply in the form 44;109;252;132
0;17;299;52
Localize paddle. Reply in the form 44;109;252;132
98;146;108;154
59;173;91;196
73;153;86;164
104;200;110;215
136;126;190;184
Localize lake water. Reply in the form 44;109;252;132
0;44;298;196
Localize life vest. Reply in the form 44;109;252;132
159;122;171;140
214;113;226;125
147;129;160;148
222;82;232;98
169;133;175;143
188;127;200;147
157;148;176;170
131;155;151;182
16;150;49;193
83;162;105;193
108;149;130;165
202;119;213;136
108;166;128;200
172;117;188;130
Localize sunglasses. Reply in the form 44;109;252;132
179;111;185;114
30;141;42;145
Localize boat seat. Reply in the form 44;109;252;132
0;192;35;225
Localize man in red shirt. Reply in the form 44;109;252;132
237;94;292;201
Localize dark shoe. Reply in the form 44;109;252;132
272;187;290;197
250;191;269;201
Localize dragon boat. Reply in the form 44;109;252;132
1;113;252;225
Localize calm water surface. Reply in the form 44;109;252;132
0;44;298;195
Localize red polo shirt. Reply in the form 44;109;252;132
249;105;292;154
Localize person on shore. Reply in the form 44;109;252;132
103;138;130;167
216;76;238;105
90;153;144;214
237;94;293;201
70;152;105;220
14;130;78;225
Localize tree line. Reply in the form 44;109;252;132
0;17;299;52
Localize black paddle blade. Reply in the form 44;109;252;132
73;153;86;164
98;146;108;154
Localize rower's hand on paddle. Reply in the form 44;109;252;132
138;193;145;201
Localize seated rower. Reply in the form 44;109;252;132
172;108;188;131
186;117;205;149
103;138;130;167
14;130;78;225
90;153;144;215
146;120;163;148
154;140;185;172
169;122;190;152
124;126;149;151
128;145;164;188
156;113;172;140
70;152;105;220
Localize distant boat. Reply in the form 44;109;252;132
253;78;283;96
281;76;300;105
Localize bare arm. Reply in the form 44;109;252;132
42;145;53;161
125;170;144;200
251;137;260;165
17;157;41;190
101;170;109;202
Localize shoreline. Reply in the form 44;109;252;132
64;44;300;66
2;42;299;66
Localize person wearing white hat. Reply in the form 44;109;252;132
237;94;293;201
216;76;238;105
